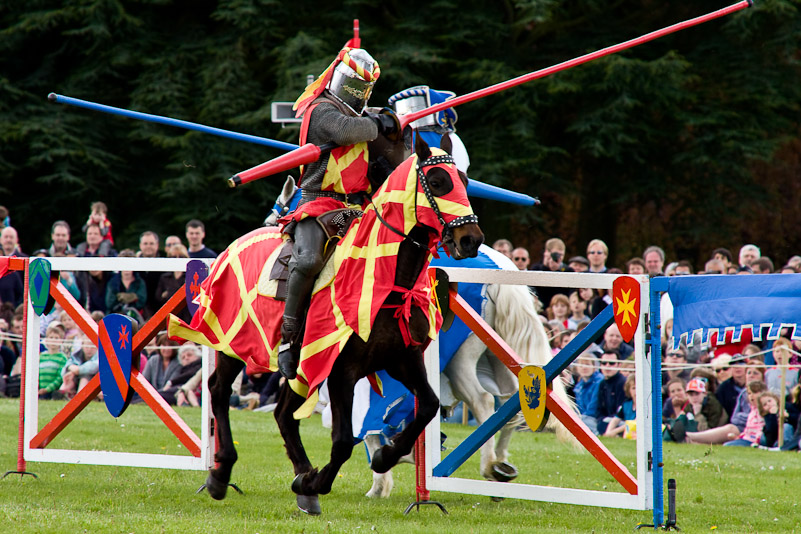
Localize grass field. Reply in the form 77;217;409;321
1;398;799;533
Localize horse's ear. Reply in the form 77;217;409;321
439;133;453;155
415;132;431;161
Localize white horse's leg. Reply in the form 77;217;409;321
364;435;394;498
444;334;499;480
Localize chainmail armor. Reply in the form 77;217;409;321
300;93;379;192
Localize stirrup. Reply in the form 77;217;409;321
278;343;299;380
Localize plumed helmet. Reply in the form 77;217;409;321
388;86;458;132
327;48;380;115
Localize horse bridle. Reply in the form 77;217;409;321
370;154;479;251
416;154;479;248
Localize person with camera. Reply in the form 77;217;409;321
529;237;574;308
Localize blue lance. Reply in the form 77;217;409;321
48;92;538;206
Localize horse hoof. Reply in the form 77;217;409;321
297;494;321;515
490;461;519;483
205;474;228;500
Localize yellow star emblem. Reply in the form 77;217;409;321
615;289;637;327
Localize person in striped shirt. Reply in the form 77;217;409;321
38;322;68;399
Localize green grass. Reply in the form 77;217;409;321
0;398;799;533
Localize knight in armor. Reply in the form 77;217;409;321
388;86;469;173
278;48;400;379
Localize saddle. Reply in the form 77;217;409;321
269;208;363;301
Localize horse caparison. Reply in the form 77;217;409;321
198;135;484;515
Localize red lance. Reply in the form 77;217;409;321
232;0;752;184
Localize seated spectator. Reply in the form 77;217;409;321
596;350;626;435
58;334;99;398
0;317;17;376
643;245;666;276
185;219;216;259
38;322;68;399
567;291;589;330
662;345;691;389
155;244;192;322
710;354;733;383
546;294;570;330
568;256;590;273
626;257;646;275
780;384;801;451
82;201;114;256
710;248;733;272
765;337;799;396
703;258;726;275
76;224;111;258
491;239;513;258
573;351;603;434
599;323;633;359
685;377;728;430
738;244;760;268
716;355;748;417
530;237;574;308
511;247;530;271
105;250;147;318
586;239;609;273
663;377;688;422
137;230;163;319
685;380;766;444
756;391;792;448
159;343;203;405
47;220;77;257
141;333;182;391
604;375;636;438
0;226;25;308
76;269;110;313
751;257;774;274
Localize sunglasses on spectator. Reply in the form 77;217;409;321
715;367;729;373
600;361;617;366
667;352;685;358
514;257;527;261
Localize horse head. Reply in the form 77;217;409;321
410;133;483;259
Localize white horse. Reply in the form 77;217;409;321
359;254;579;498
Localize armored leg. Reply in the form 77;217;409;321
279;218;327;379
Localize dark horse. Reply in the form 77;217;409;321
170;135;484;514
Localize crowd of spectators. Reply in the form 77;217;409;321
493;236;801;450
0;204;278;411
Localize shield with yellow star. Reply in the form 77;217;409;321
98;314;134;417
613;276;641;343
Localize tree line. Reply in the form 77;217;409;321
1;0;799;268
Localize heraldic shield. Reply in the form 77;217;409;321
519;365;547;432
98;314;134;417
612;276;641;343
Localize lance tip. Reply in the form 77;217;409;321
47;93;57;102
227;175;242;188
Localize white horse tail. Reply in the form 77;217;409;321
492;284;581;450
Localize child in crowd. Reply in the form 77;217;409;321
38;322;68;399
567;291;588;330
58;310;81;355
684;380;767;445
604;375;636;438
59;333;98;398
547;294;570;330
572;351;603;434
663;377;688;421
82;201;114;256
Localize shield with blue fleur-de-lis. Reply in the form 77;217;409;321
518;365;547;431
98;314;134;418
29;258;56;316
185;260;209;317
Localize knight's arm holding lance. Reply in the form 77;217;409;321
277;47;398;379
